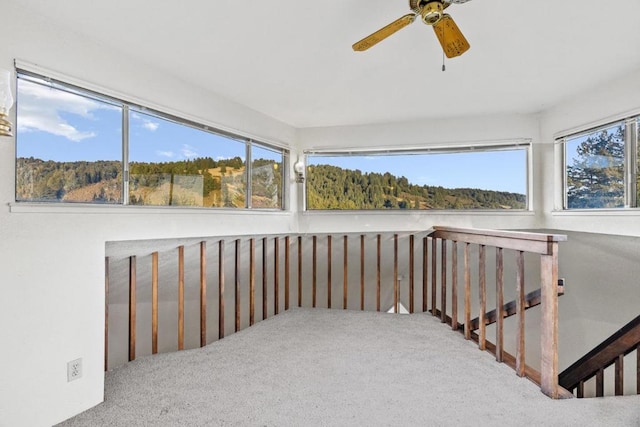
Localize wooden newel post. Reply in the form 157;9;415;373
540;243;559;398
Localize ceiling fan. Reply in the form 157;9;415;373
352;0;471;58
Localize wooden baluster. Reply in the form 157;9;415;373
423;237;428;313
464;243;471;340
312;236;317;308
151;252;159;354
129;255;136;362
516;250;525;377
200;242;207;347
637;344;640;394
178;246;184;351
249;238;255;326
431;238;437;316
360;235;365;311
218;240;225;340
441;239;447;323
297;236;302;308
394;234;398;313
235;239;241;333
615;354;624;396
478;245;486;351
344;235;348;310
540;246;559;399
262;237;268;320
285;236;290;311
409;235;414;314
327;235;332;309
596;369;604;397
376;234;381;312
451;241;458;331
360;234;364;311
495;247;504;363
104;257;110;371
577;381;584;398
274;237;279;315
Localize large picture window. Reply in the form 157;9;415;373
305;145;529;210
15;71;287;210
16;75;123;203
561;118;638;209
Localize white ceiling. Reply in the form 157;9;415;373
12;0;640;129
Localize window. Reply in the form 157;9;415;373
16;75;123;203
305;144;529;210
15;70;288;209
128;110;248;208
251;144;284;209
561;118;638;209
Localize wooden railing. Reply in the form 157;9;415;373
426;226;568;399
559;314;640;398
105;227;567;398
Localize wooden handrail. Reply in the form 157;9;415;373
106;227;567;400
467;280;565;331
430;226;567;255
427;226;567;399
559;314;640;394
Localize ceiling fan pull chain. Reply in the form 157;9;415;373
442;50;446;72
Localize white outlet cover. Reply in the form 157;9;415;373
67;358;82;382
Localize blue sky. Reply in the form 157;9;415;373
16;77;526;194
16;78;248;163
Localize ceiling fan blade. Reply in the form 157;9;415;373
432;14;470;58
352;13;416;51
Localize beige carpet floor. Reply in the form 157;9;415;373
58;308;640;426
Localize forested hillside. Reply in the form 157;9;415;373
16;156;249;206
15;157;526;209
306;164;526;210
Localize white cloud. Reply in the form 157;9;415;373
181;144;199;158
142;121;159;132
129;111;160;132
156;150;175;158
17;80;102;142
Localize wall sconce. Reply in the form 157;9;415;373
0;69;14;137
294;160;305;183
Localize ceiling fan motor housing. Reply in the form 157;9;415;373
421;1;444;26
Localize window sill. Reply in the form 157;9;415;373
9;202;293;215
551;209;640;216
303;210;535;216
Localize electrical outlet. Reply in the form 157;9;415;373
67;358;82;382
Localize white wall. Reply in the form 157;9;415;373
0;3;296;426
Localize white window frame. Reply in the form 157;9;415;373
302;141;532;212
557;116;639;211
14;66;290;211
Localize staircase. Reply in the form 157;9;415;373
559;314;640;398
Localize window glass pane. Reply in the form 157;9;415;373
565;123;625;209
128;111;246;207
306;148;527;210
16;76;123;203
251;144;283;209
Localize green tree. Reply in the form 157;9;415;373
566;126;625;208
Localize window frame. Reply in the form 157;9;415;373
302;141;532;212
14;68;289;211
559;117;639;210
